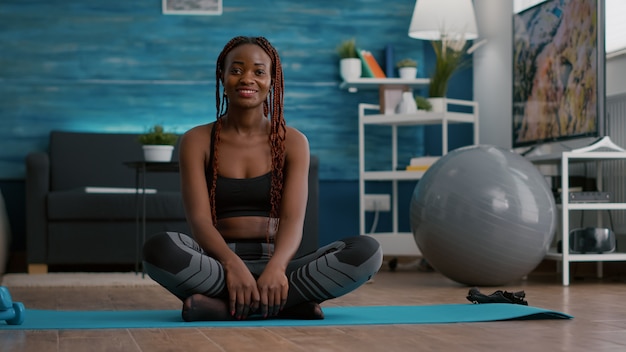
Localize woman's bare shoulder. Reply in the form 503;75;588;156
285;126;308;145
285;126;310;157
182;123;213;142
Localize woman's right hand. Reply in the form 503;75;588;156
223;260;260;320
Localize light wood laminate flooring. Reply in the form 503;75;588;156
2;262;626;352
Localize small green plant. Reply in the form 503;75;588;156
428;37;471;97
138;125;178;145
336;38;358;59
414;95;432;111
396;58;417;68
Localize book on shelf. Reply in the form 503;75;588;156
384;44;395;77
410;156;439;166
356;49;375;78
406;165;430;171
360;50;386;78
405;156;439;171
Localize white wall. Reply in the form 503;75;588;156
607;55;626;97
473;0;513;149
473;0;626;149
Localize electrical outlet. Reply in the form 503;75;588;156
364;194;391;212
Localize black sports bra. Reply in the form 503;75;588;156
206;123;272;219
213;173;272;219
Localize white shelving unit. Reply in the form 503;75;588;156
339;77;431;92
345;79;479;256
527;136;626;286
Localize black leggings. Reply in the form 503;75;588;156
142;232;383;308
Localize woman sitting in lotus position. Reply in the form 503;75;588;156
142;36;383;321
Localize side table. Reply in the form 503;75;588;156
124;161;180;275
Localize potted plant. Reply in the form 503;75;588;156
138;125;179;162
336;38;361;81
396;58;418;79
414;95;432;111
428;35;472;111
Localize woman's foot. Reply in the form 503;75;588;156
182;294;234;321
277;302;324;320
182;295;324;321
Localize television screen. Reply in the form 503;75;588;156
512;0;605;148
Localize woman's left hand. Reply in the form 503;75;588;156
256;264;289;318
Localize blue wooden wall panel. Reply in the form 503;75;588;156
0;0;428;180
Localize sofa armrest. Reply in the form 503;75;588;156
26;151;50;264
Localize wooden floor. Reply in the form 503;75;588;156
3;262;626;352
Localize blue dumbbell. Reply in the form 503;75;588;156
0;302;25;325
1;286;13;310
0;286;25;325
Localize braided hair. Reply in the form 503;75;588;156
211;36;287;242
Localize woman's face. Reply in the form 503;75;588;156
222;43;272;110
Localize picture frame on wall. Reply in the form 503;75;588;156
162;0;223;15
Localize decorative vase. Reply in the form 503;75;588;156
340;58;362;81
398;67;417;80
142;145;174;162
395;92;418;114
428;98;446;113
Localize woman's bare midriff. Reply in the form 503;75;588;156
216;216;277;242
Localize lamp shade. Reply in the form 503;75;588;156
408;0;479;40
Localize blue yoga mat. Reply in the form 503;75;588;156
0;304;571;330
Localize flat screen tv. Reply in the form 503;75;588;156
512;0;606;149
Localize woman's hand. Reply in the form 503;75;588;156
256;263;289;318
223;260;260;320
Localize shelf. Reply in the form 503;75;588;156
545;251;626;262
525;137;626;164
528;139;626;285
361;111;476;125
528;151;626;164
340;78;430;91
566;203;626;211
356;84;478;258
363;170;426;181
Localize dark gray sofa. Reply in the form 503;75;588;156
25;130;319;273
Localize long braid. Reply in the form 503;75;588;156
212;36;287;245
209;119;222;225
255;37;287;240
210;39;236;225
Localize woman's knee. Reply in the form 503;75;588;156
143;232;194;274
143;232;171;262
334;235;383;269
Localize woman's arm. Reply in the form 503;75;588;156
179;124;260;319
179;125;237;263
256;126;310;316
268;127;310;269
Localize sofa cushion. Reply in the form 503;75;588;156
47;222;189;264
47;190;186;221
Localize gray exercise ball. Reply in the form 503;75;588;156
410;145;556;286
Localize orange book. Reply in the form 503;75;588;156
405;165;430;171
362;51;386;78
